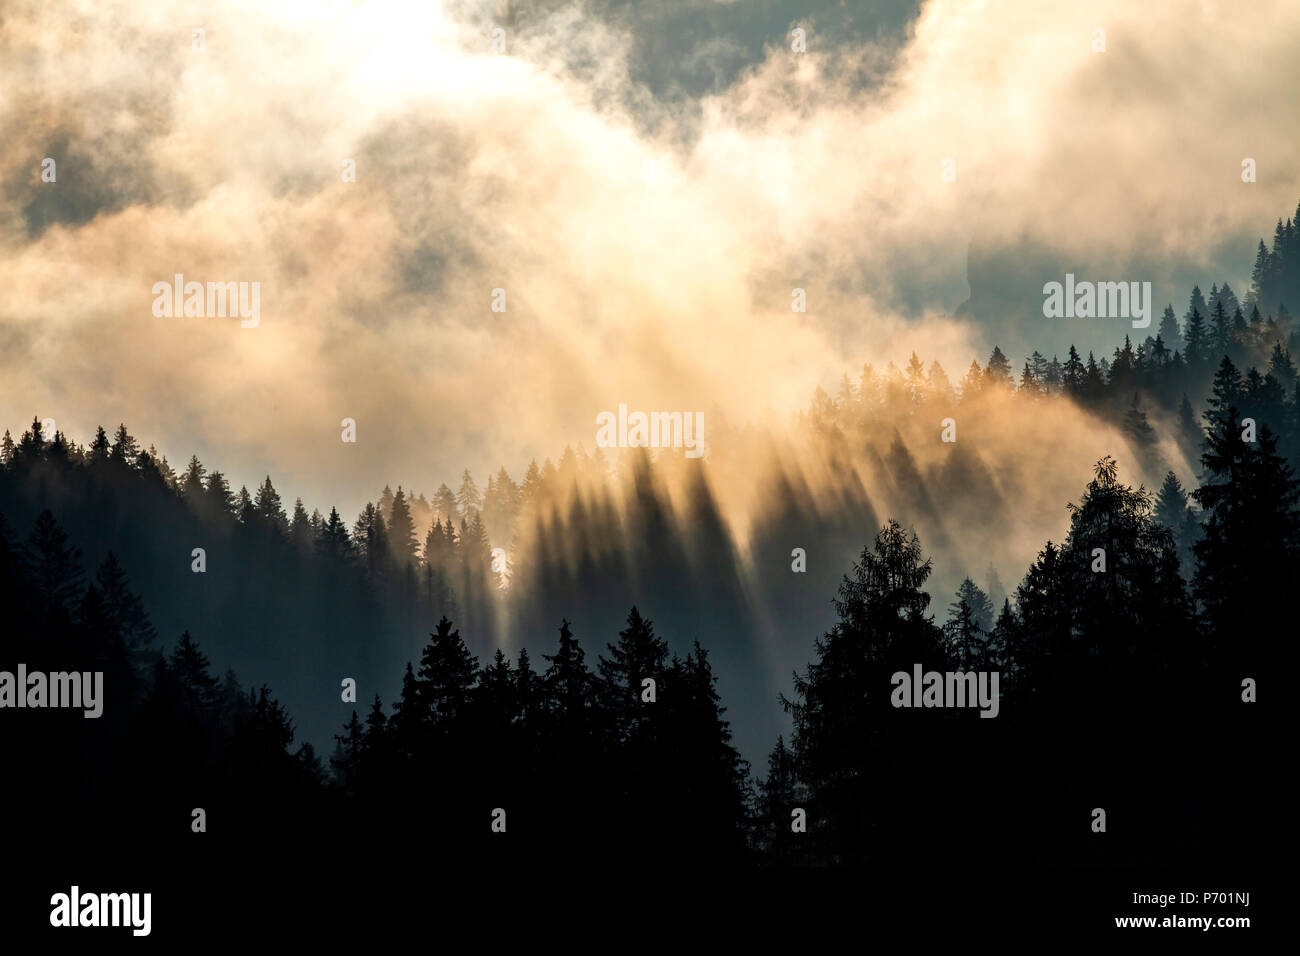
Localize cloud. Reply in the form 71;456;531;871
0;0;1294;524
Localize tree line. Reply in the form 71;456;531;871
3;198;1297;866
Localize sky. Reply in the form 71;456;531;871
2;0;1297;523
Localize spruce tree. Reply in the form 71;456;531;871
414;617;479;733
457;469;482;520
95;552;158;668
1153;471;1198;577
23;510;85;620
984;346;1013;388
597;606;670;744
1157;304;1182;352
109;423;139;466
780;520;947;863
1192;358;1300;671
388;486;418;565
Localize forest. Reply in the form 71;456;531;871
2;199;1296;870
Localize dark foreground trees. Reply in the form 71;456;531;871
332;607;753;864
763;443;1288;868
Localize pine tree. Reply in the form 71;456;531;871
95;553;158;667
289;498;311;548
1030;351;1049;382
1153;471;1198;577
318;507;353;560
514;647;540;728
1018;361;1039;394
205;471;236;517
181;455;207;502
1192;357;1300;670
1082;351;1105;403
254;476;288;532
943;578;994;670
1157;305;1182;352
88;426;109;464
457;469;482;520
984;347;1012;388
1122;394;1159;473
1176;395;1202;469
109;424;139;467
433;483;459;524
598;606;670;743
1184;307;1208;366
170;631;221;720
1210;300;1231;358
903;353;927;405
23;510;85;620
1062;346;1085;395
1044;355;1063;391
388;663;421;756
364;695;387;749
1249;239;1271;311
1062;456;1191;675
927;360;954;404
543;619;595;732
780;520;947;863
1268;344;1297;390
414;617;479;732
14;417;46;465
331;710;366;793
388;486;418;565
760;735;801;858
664;640;751;859
235;486;256;524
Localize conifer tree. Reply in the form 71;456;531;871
181;455;207;502
457;469;482;520
331;710;365;793
170;631;221;721
597;606;670;743
95;552;158;668
1122;394;1159;474
959;360;984;399
23;510;85;620
388;486;418;565
289;498;312;549
109;423;139;466
1154;471;1198;577
1062;346;1085;395
1192;357;1300;670
984;346;1013;388
414;617;479;732
318;507;353;560
254;476;289;532
235;486;256;524
432;483;458;524
780;520;947;863
543;619;595;732
1184;308;1208;366
205;471;236;517
88;426;110;464
943;578;994;669
1157;305;1182;352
